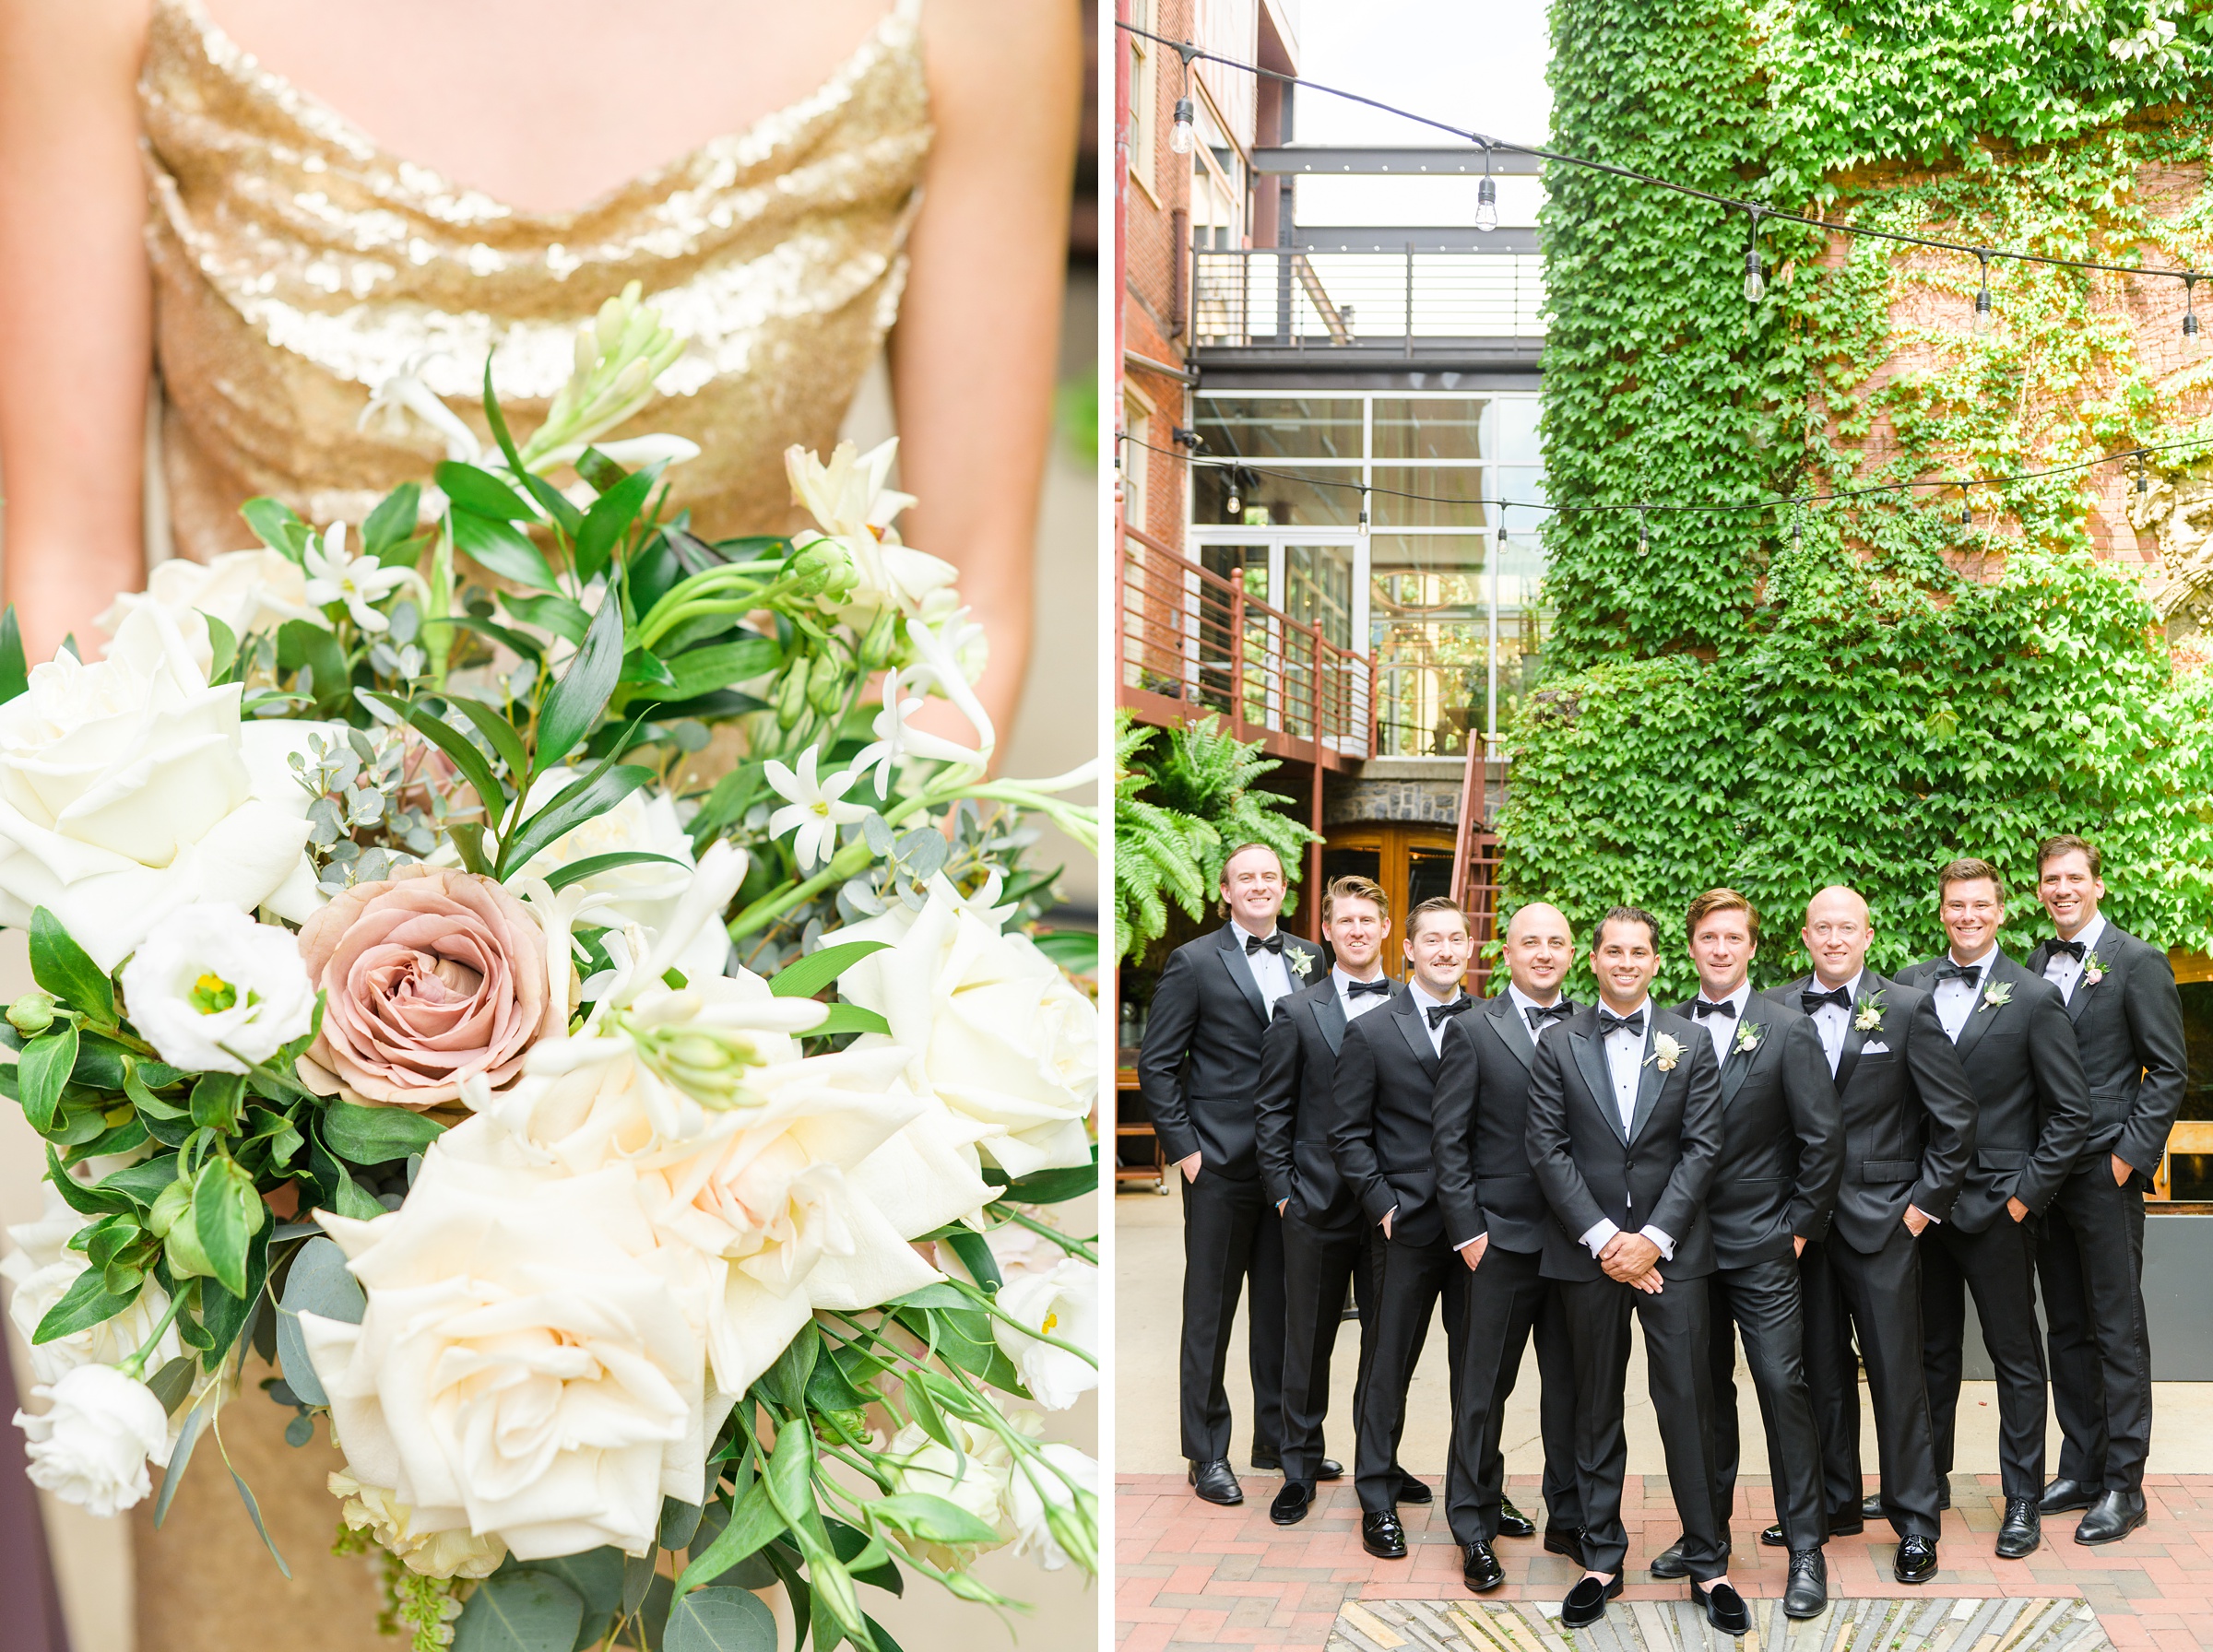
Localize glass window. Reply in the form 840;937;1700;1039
1192;461;1358;527
1494;397;1544;466
1372;465;1489;530
2171;980;2213;1201
1373;399;1486;461
1284;544;1355;650
1194;397;1364;460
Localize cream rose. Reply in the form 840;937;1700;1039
299;1147;712;1560
15;1363;173;1517
96;548;322;651
0;605;328;970
3;1189;186;1386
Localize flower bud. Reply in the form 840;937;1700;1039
620;1015;768;1110
774;659;811;728
857;606;900;670
8;991;58;1036
806;652;845;716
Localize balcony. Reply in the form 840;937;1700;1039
1118;525;1372;768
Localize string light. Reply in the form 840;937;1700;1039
1170;95;1196;155
1475;143;1499;234
1960;483;1974;527
1637;506;1650;554
1973;252;1994;334
1743;209;1766;306
2135;450;2151;495
1355;484;1369;537
2186;274;2200;341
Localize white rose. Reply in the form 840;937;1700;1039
835;874;1097;1179
120;903;317;1074
883;1417;1015;1568
0;604;331;969
14;1363;173;1516
991;1260;1099;1410
3;1188;186;1386
299;1147;712;1560
1006;1444;1099;1572
329;1470;507;1580
96;548;323;652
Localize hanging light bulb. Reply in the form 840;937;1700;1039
1170;96;1196;155
1475;144;1499;233
1225;482;1242;519
2135;451;2150;495
1792;504;1803;555
1973;252;1993;334
1960;484;1973;527
1637;506;1650;555
2185;274;2200;342
1355;486;1369;537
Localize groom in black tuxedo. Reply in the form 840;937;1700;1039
1768;885;1976;1585
1897;858;2091;1560
1330;897;1476;1564
1139;844;1329;1506
2029;834;2186;1546
1646;890;1840;1619
1526;906;1739;1634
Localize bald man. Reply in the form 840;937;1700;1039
1430;902;1588;1587
1764;887;1977;1585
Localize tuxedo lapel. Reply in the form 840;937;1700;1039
1213;925;1269;1025
1719;1026;1759;1107
1833;976;1880;1095
1486;995;1537;1072
1950;956;2011;1066
1313;987;1347;1056
1568;1031;1626;1144
1393;994;1441;1078
1627;1022;1665;1142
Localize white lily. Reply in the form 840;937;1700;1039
764;749;871;872
786;438;917;542
902;612;995;772
358;351;484;465
302;523;410;633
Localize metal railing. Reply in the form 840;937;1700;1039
1191;246;1546;349
1118;526;1373;763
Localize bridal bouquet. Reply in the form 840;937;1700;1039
0;287;1101;1652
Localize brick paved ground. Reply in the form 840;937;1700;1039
1116;1471;2213;1651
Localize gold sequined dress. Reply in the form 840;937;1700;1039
124;6;928;1646
140;0;931;563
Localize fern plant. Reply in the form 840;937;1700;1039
1115;713;1213;962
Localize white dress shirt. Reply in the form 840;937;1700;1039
1579;997;1675;1262
1407;979;1465;1055
1507;981;1568;1044
1930;945;1999;1042
1805;969;1864;1075
1237;924;1295;1009
1335;965;1391;1021
2041;913;2107;1003
1688;978;1753;1065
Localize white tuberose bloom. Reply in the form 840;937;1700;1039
15;1363;174;1517
785;440;959;622
302;522;409;633
764;748;870;872
121;903;317;1074
992;1260;1100;1410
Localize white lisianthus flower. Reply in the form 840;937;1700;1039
835;874;1097;1179
785;439;959;622
991;1260;1099;1410
329;1470;507;1580
764;748;870;872
14;1363;173;1516
299;1148;712;1561
1007;1444;1100;1572
96;548;324;653
0;604;331;969
2;1189;186;1386
882;1417;1016;1568
121;903;317;1074
302;522;409;633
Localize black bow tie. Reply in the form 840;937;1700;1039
1932;960;1982;985
1691;998;1738;1019
1800;985;1852;1014
1345;977;1391;998
2047;938;2087;961
1426;997;1473;1029
1524;1001;1572;1030
1245;932;1284;956
1597;1008;1646;1038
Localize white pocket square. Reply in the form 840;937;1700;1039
1861;1040;1891;1055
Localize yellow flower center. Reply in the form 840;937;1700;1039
1041;1312;1059;1335
189;973;237;1016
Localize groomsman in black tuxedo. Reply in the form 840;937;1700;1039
1255;875;1426;1526
1330;897;1476;1563
1139;844;1329;1506
1645;891;1840;1618
1768;885;1976;1585
1897;858;2091;1559
2029;835;2186;1546
1431;901;1587;1592
1526;907;1741;1634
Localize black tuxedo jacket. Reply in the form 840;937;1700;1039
2026;924;2188;1182
1138;921;1330;1178
1895;950;2092;1232
1431;991;1582;1255
1524;1003;1724;1283
1667;994;1842;1268
1255;975;1405;1226
1763;972;1978;1252
1328;988;1462;1248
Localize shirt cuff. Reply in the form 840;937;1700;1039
1580;1219;1620;1257
1639;1225;1675;1260
1453;1233;1485;1252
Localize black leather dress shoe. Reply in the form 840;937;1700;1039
1783;1548;1828;1620
1362;1510;1408;1559
1649;1540;1690;1580
1497;1497;1535;1538
1269;1481;1313;1526
1189;1459;1242;1506
1316;1457;1343;1481
1544;1525;1585;1566
2041;1476;2098;1515
1994;1496;2040;1558
1394;1470;1432;1504
2075;1490;2148;1545
1462;1539;1506;1593
1894;1533;1938;1585
1763;1506;1859;1545
1560;1574;1623;1629
1693;1579;1751;1636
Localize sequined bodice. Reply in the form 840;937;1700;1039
139;0;930;563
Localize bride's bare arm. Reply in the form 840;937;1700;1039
895;0;1081;744
0;0;154;660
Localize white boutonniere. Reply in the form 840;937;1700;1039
1981;980;2012;1012
1287;949;1314;979
1734;1021;1763;1055
2081;951;2106;985
1648;1032;1685;1072
1854;990;1887;1033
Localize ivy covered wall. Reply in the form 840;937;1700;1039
1502;0;2213;997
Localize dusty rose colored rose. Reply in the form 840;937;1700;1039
297;865;555;1109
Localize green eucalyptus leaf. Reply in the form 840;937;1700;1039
662;1587;777;1652
452;1570;586;1652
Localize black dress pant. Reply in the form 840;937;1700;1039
1708;1256;1827;1551
1442;1244;1584;1544
1279;1210;1389;1483
1921;1214;2047;1499
1799;1229;1943;1537
2040;1160;2153;1493
1558;1272;1726;1582
1352;1233;1462;1514
1178;1170;1285;1464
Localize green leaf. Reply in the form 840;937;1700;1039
437;461;539;523
452;1570;586;1652
373;695;508;820
531;1547;625;1646
320;1099;446;1166
536;586;627;770
18;1023;78;1133
574;464;667;587
192;1156;261;1299
29;907;114;1021
759;1323;820;1413
448;820;494;878
659;1495;705;1552
362;482;424;560
617;649;678;688
33;1265;143;1343
991;1146;1099;1206
768;941;890;1001
0;606;28;702
503;591;592;646
541;851;691;892
189;1072;246;1134
277;619;349;717
146;1353;198;1415
452;510;558;592
497;764;655;879
230;1463;291;1577
940;1230;1000;1289
674;1478;787;1599
868;1493;1001;1548
444;694;533;788
155;1402;207;1527
656;637;782;703
1029;929;1100;973
44;1144;130;1217
804;1004;891;1038
275;1235;365;1408
429;614;546;663
663;1587;778;1652
333;1172;385;1221
241;497;312;561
